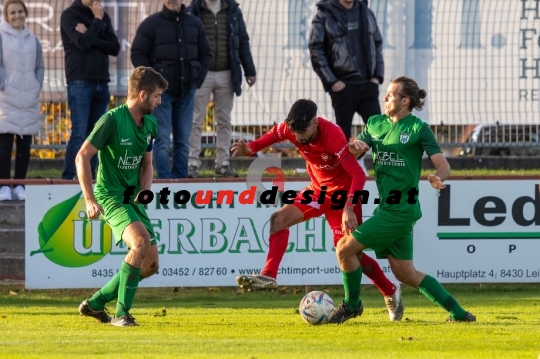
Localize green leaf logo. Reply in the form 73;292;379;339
30;192;113;267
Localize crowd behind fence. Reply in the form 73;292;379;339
11;0;540;156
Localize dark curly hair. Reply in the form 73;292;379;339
285;99;317;133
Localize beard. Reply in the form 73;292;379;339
141;99;154;115
385;104;402;118
297;134;314;145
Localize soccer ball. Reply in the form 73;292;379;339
299;291;334;325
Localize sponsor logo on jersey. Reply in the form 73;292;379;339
373;145;406;167
400;133;410;144
121;138;132;146
335;145;347;159
118;150;142;170
321;153;330;161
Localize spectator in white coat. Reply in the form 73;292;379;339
0;0;44;201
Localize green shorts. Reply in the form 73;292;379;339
352;210;415;260
97;195;156;245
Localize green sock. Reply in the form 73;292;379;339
115;261;142;318
418;275;467;320
342;266;363;310
88;272;121;311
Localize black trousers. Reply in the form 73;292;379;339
0;133;32;181
329;82;381;140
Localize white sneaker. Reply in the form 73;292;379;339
0;186;12;201
11;185;25;201
384;281;404;321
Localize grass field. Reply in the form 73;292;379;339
1;283;539;359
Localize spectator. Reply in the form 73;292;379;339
60;0;120;180
309;0;383;172
0;0;44;201
131;0;211;179
187;0;256;178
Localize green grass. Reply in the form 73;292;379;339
23;167;540;179
0;284;539;358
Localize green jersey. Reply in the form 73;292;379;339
87;104;157;198
358;114;442;221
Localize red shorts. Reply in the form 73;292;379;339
293;188;362;246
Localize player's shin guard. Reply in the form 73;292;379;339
342;266;363;310
418;274;467;320
115;261;142;318
261;229;290;279
359;254;396;296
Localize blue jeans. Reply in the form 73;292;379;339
63;80;110;179
152;88;196;178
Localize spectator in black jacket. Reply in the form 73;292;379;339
60;0;120;180
186;0;256;179
131;0;211;179
309;0;383;147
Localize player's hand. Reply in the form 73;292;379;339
90;1;104;20
331;81;346;92
428;174;446;189
231;140;252;157
349;140;369;156
370;78;380;85
75;23;87;34
341;206;358;235
85;200;104;220
246;76;256;87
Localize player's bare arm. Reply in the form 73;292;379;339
428;153;451;189
75;141;103;219
341;205;358;235
231;140;252;157
348;140;369;156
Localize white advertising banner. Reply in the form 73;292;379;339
25;180;540;289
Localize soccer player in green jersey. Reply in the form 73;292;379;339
75;67;168;326
328;76;476;324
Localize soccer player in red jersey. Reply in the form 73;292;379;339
232;99;403;321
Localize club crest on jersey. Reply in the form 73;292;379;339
400;132;410;144
147;134;151;144
321;153;330;161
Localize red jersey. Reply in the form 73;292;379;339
248;117;366;196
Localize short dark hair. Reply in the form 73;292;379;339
391;76;427;111
128;67;168;99
3;0;28;20
285;99;317;132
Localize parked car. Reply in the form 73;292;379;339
460;124;540;156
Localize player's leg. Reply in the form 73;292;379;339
325;202;397;296
387;254;476;322
349;202;403;320
236;203;308;290
84;239;157;320
327;233;366;324
79;196;136;324
329;211;409;324
110;221;151;326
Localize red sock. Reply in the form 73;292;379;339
360;254;395;296
261;229;290;279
